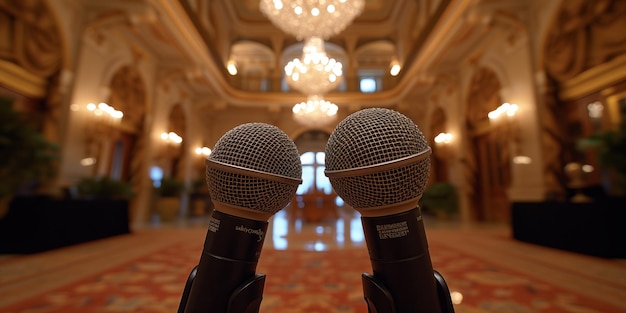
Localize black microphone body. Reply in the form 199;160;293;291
324;108;454;313
178;122;302;313
361;208;441;313
183;210;268;313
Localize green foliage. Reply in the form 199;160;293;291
191;178;208;194
76;176;135;200
578;121;626;194
0;98;58;199
420;182;459;215
156;177;185;197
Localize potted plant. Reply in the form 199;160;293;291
75;176;134;200
189;178;211;216
0;98;58;217
419;182;459;219
154;177;185;222
578;120;626;196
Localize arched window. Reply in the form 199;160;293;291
297;151;344;206
297;151;332;195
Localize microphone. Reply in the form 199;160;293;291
325;108;454;313
179;123;302;313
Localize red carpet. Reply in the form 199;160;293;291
2;231;625;313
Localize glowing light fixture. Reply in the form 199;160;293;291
195;146;212;156
85;102;123;123
160;131;182;145
390;59;401;76
434;132;453;144
292;94;338;126
259;0;365;40
285;37;343;95
226;60;238;75
488;102;518;120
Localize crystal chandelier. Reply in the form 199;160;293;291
292;94;338;126
259;0;365;40
284;37;343;95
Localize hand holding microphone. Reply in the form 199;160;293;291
179;123;302;313
325;108;455;313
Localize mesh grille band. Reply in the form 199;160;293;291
206;123;302;215
325;108;431;211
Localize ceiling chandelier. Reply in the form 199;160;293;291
292;94;338;126
259;0;365;40
284;37;343;95
260;0;364;126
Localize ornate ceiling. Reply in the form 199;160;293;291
76;0;532;112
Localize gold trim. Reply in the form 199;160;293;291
0;60;47;98
206;159;302;185
213;202;274;221
356;198;421;217
559;54;626;100
606;90;626;129
325;147;432;178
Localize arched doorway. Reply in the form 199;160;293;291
429;107;450;184
293;130;339;222
105;65;148;221
466;67;511;222
163;104;186;181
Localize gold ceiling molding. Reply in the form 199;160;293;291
558;54;626;101
0;60;47;98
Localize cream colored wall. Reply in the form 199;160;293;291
394;0;566;221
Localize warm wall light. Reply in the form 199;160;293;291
80;157;97;166
433;132;453;159
227;60;238;75
587;101;603;118
512;155;532;164
86;102;123;121
389;59;401;76
195;146;212;156
488;102;518;120
434;132;452;144
160;131;183;144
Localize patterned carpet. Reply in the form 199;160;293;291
1;224;625;313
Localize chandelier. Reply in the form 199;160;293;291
292;94;338;126
259;0;365;40
284;37;343;95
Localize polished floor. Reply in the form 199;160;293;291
1;205;625;312
156;204;509;251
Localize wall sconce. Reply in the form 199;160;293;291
86;102;124;122
71;102;124;169
160;131;183;145
158;131;183;161
194;146;212;157
488;102;518;121
194;146;212;171
389;58;401;76
227;60;238;75
433;132;453;159
70;102;124;128
489;103;524;162
434;132;452;145
512;155;532;164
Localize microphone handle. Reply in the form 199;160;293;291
184;210;268;313
361;208;442;313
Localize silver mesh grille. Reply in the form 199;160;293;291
325;108;431;209
206;123;302;214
